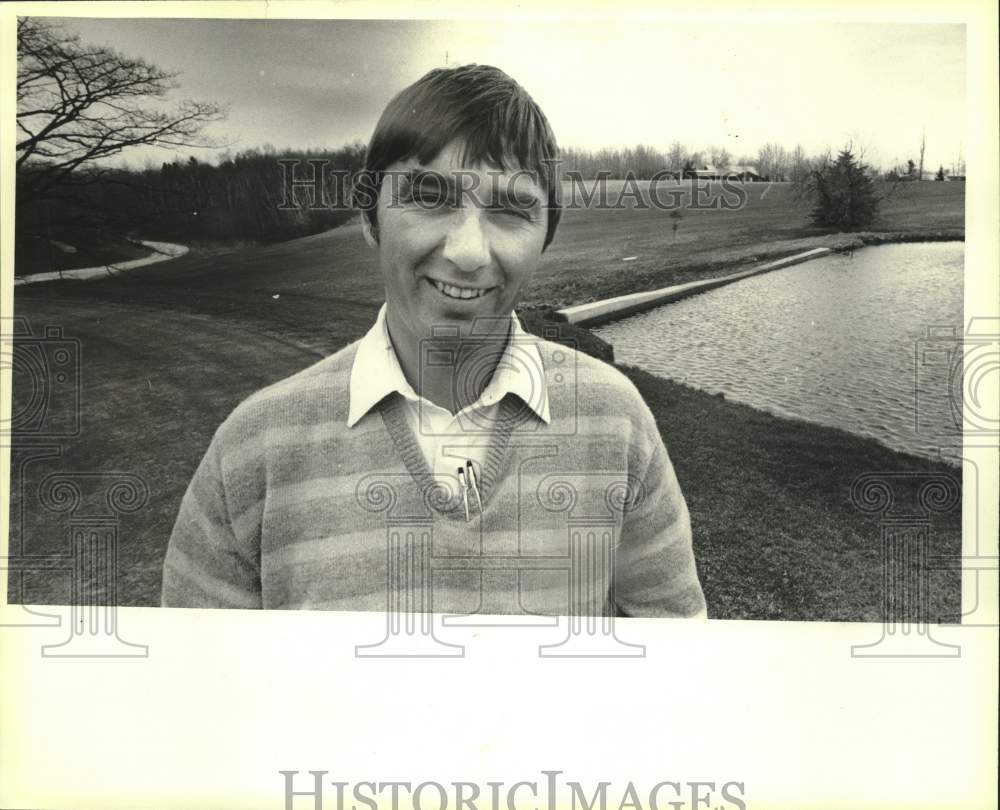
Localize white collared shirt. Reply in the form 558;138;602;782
347;304;550;486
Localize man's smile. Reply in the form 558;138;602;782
425;277;496;300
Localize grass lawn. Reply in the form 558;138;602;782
7;180;964;618
622;365;960;621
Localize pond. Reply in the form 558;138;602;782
594;242;964;463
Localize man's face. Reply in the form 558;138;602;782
366;139;549;345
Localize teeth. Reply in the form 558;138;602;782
432;280;488;299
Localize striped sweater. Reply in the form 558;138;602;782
160;337;706;618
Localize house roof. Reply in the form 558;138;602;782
693;164;761;175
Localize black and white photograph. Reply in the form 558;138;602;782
1;2;997;809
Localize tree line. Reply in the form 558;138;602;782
16;146;367;276
558;141;822;182
16;137;885;270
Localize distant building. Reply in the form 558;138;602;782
691;163;762;181
726;164;762;181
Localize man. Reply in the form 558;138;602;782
161;64;706;619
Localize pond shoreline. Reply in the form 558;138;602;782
557;247;832;327
832;229;965;248
524;231;964;359
579;239;964;619
590;240;965;467
531;228;964;319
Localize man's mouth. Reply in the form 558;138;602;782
427;279;493;300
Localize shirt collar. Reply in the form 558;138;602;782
347;303;550;427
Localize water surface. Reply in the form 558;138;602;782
595;242;964;462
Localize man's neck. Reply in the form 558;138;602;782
388;316;513;416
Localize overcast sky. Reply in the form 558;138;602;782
56;17;967;172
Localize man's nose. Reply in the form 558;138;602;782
441;207;490;274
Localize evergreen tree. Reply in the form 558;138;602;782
808;149;879;229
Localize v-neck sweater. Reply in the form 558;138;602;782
161;337;707;618
347;302;550;491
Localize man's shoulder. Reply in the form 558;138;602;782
533;336;648;414
533;336;666;465
216;340;361;445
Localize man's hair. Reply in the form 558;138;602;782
352;64;562;250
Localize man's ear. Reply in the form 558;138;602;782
361;213;379;248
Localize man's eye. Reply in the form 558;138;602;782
408;190;455;208
489;204;531;220
408;190;440;204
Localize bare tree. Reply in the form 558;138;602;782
757;142;789;181
707;145;732;173
918;130;926;181
16;18;226;202
788;144;809;185
666;141;687;176
951;151;965;177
